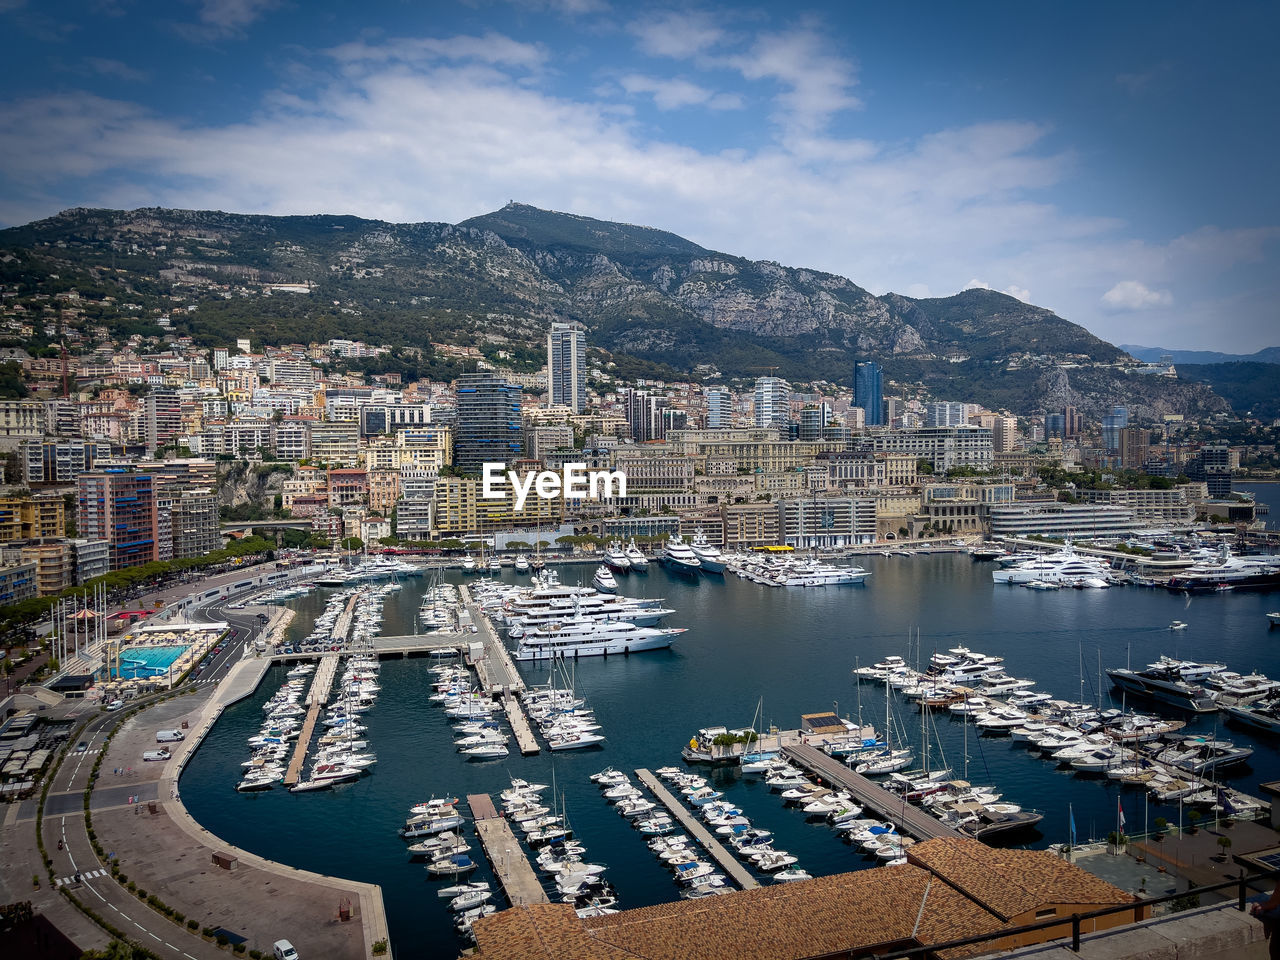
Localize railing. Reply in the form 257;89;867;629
872;865;1275;960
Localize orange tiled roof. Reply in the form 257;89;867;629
472;865;1003;960
906;838;1134;921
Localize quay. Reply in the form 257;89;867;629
783;743;965;842
459;584;526;696
635;768;759;890
284;653;339;787
467;793;549;906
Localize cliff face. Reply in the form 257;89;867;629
0;203;1230;417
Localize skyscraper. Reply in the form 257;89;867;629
753;376;790;429
1101;405;1128;454
854;361;884;426
547;321;587;414
452;373;523;472
705;387;731;429
621;387;665;441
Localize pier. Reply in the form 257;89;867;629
458;585;525;696
502;694;540;755
783;744;965;842
467;794;548;906
283;653;339;787
635;768;759;890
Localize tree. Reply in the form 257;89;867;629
340;537;363;552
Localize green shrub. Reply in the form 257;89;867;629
372;939;388;955
203;926;214;937
127;881;136;892
233;945;247;955
249;950;263;960
173;911;184;924
216;933;229;946
188;919;199;931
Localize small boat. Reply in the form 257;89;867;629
437;880;489;899
1169;620;1188;630
462;742;510;760
449;889;493;911
427;853;478;876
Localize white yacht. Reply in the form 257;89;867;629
603;542;632;573
689;529;727;574
991;543;1111;585
488;556;503;573
775;560;870;587
514;555;531;573
513;618;686;660
592;565;619;594
460;556;477;573
624;539;649;571
1167;544;1280;593
660;535;702;574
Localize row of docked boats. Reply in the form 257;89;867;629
523;680;605;751
472;569;687;661
601;539;651;573
430;661;510;760
726;552;872;587
313;556;423;588
654;766;812;883
290;653;382;792
501;776;617;917
398;797;495;940
851;645;1263;816
990;542;1116;588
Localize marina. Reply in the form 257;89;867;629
180;548;1280;959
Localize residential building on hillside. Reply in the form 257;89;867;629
753;376;790;428
547;321;587;414
453;373;523;472
705;386;732;428
854;360;884;426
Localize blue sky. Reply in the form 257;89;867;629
1;1;1277;352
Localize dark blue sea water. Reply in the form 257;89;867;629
180;554;1280;959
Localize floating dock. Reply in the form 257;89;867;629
458;585;525;695
635;768;759;890
502;694;540;755
783;743;964;842
283;653;339;787
467;793;548;906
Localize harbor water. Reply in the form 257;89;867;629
180;550;1280;958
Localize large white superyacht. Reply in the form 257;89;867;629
660;535;702;574
513;617;686;660
991;543;1111;585
689;529;728;573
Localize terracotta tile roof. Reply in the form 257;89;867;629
472;865;1002;960
906;838;1134;921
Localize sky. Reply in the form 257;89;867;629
1;1;1277;353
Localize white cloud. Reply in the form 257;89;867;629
726;27;860;137
628;10;727;59
85;57;148;83
197;0;276;31
618;74;742;111
1101;280;1174;310
328;33;547;70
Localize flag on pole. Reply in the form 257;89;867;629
1069;803;1077;847
1118;797;1126;831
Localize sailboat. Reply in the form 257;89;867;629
855;673;914;775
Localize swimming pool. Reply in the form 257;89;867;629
113;644;190;679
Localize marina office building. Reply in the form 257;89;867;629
987;502;1140;540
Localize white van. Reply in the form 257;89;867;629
273;940;298;960
155;730;185;743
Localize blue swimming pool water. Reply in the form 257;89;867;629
114;644;190;679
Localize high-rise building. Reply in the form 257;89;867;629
854;362;884;426
1045;413;1065;440
547;321;587;414
453;373;523;472
798;403;833;441
621;388;666;442
926;402;968;428
76;468;157;571
992;416;1019;453
143;388;182;452
753;377;790;429
1118;427;1151;470
705;387;732;429
1063;405;1084;439
1101;406;1129;453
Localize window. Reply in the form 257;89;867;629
1035;908;1056;920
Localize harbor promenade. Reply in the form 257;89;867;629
467;794;548;906
635;768;759;890
783;743;965;842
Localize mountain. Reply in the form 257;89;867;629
1121;344;1280;365
0;203;1229;419
1177;362;1280;421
